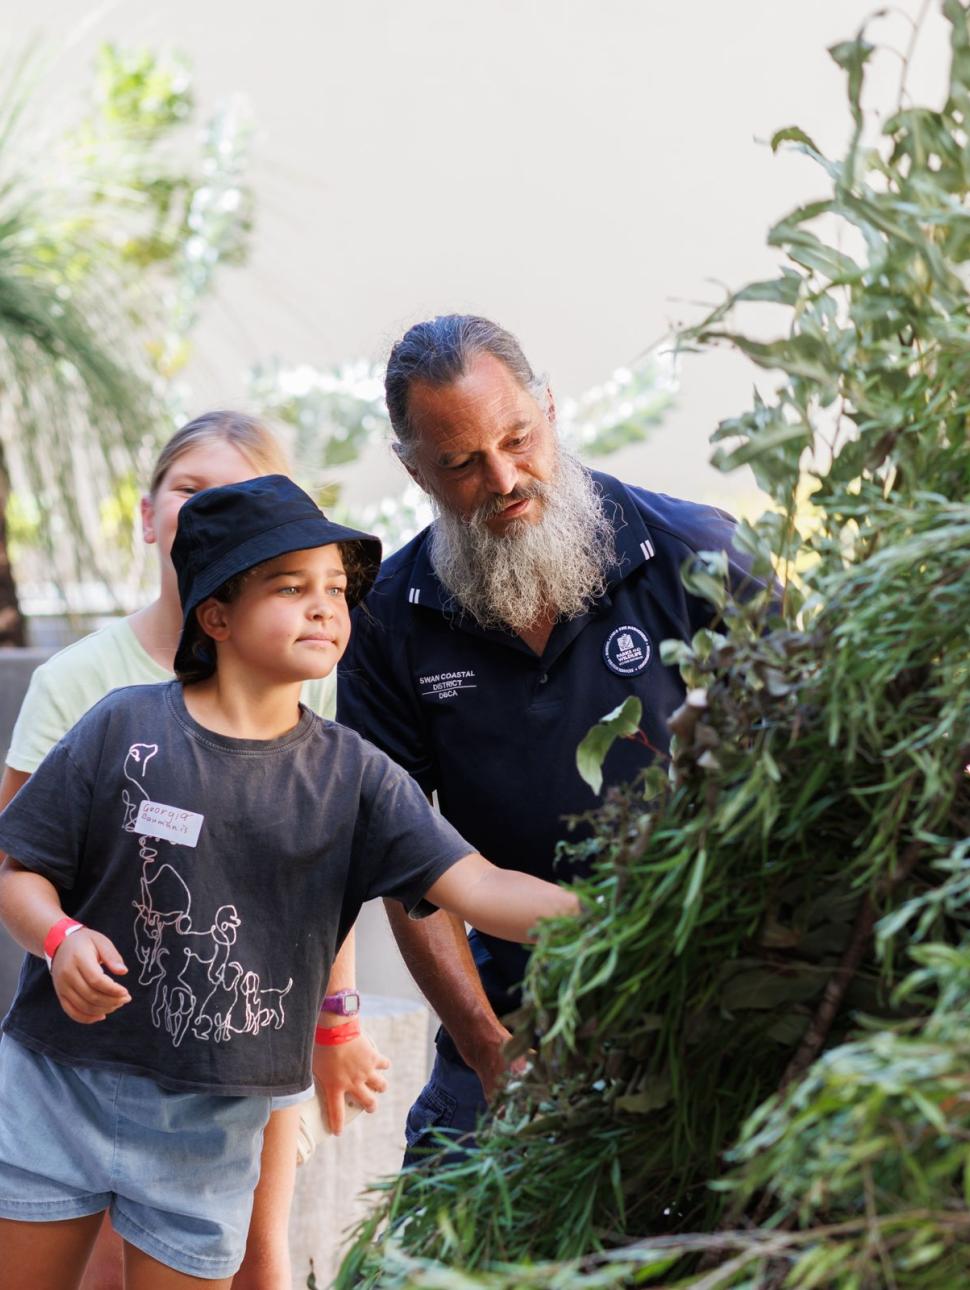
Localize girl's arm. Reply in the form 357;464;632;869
312;929;391;1133
0;765;29;810
424;853;579;943
0;857;130;1023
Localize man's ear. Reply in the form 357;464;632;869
140;495;157;545
393;441;430;495
195;598;231;643
407;464;430;494
545;386;557;425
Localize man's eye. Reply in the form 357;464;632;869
278;585;301;595
326;586;347;597
176;485;197;495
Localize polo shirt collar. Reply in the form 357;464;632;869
403;469;657;618
592;469;657;587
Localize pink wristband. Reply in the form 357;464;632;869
315;1019;361;1047
43;917;83;970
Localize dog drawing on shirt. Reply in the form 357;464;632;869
125;741;294;1047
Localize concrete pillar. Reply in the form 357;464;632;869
0;648;57;1012
0;647;55;765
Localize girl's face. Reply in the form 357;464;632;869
142;440;260;583
199;544;351;684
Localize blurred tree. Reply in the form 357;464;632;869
2;42;676;634
248;350;677;551
0;42;252;639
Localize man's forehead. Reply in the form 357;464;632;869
408;353;542;449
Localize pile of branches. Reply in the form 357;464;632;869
339;6;970;1287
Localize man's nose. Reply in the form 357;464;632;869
309;593;334;619
481;452;519;496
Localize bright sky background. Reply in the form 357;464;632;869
10;0;951;512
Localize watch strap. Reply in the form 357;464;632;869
320;988;360;1016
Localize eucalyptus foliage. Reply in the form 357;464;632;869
557;352;676;459
248;358;390;501
338;7;970;1287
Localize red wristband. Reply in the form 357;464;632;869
43;917;84;969
314;1018;360;1046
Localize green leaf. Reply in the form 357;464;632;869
720;964;826;1011
614;1074;672;1115
681;551;729;611
771;125;823;156
575;697;643;794
734;272;804;306
712;420;811;465
782;228;860;281
829;36;875;130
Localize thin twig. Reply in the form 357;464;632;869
896;0;933;116
864;1160;898;1290
778;838;924;1095
593;1208;970;1262
707;839;927;1250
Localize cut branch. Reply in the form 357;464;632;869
780;838;924;1095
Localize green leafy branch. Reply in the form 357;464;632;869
337;6;970;1284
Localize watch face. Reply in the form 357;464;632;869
324;989;360;1016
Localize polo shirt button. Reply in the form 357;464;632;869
538;672;549;685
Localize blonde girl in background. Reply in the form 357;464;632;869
0;411;388;1290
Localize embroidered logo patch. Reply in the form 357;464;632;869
603;625;651;676
418;669;477;703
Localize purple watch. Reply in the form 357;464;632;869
320;988;360;1017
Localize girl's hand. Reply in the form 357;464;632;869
312;1033;391;1134
51;929;131;1023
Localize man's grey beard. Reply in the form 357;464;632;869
427;452;615;634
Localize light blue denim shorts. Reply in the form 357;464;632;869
0;1036;273;1280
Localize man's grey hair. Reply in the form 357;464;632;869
384;315;547;468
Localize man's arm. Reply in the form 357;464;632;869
384;899;512;1098
399;855;577;1093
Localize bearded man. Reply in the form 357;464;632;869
337;315;756;1161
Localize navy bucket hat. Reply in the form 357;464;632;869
171;474;382;676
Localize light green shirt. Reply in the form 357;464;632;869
6;617;337;773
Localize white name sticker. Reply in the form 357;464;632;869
134;800;205;848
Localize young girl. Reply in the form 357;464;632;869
0;414;387;1290
0;475;578;1288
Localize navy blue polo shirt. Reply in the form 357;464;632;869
340;469;758;882
338;471;754;990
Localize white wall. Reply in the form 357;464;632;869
7;1;950;512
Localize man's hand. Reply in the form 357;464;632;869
455;1019;526;1100
312;1032;391;1134
51;929;130;1024
385;902;530;1102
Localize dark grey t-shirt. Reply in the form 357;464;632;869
0;682;470;1095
